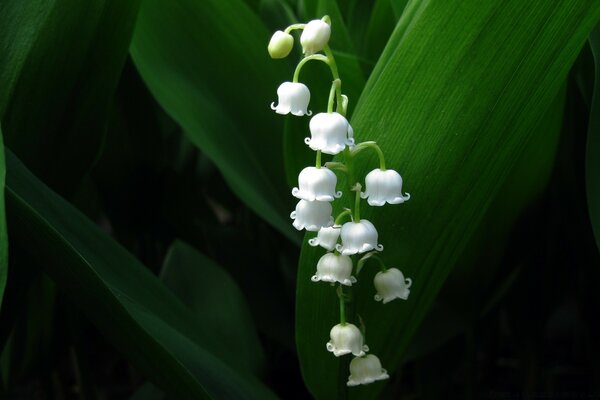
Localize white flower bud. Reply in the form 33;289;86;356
290;199;333;231
326;323;368;357
305;112;354;155
361;169;410;206
374;268;412;303
268;30;294;59
308;225;341;251
271;82;312;116
311;253;356;286
292;166;341;202
300;19;331;55
347;354;389;386
336;219;383;256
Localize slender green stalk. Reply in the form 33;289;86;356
293;54;329;82
338;285;346;324
351;141;386;170
315;150;322;168
335;209;352;225
284;23;305;34
353;183;362;222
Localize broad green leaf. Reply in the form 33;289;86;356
0;0;140;196
295;1;600;399
0;128;6;311
405;84;566;363
362;0;397;65
4;150;277;400
160;240;265;375
587;24;600;251
130;0;297;243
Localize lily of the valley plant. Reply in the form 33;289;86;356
269;16;412;387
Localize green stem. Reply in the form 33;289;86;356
353;183;362;222
315;150;322;168
322;45;344;114
293;54;329;82
351;141;386;170
327;80;337;113
334;209;352;225
284;23;305;34
338;285;346;325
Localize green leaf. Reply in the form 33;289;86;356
4;150;277;400
587;23;600;251
130;0;297;243
295;1;600;399
160;240;265;375
0;128;6;312
0;0;140;196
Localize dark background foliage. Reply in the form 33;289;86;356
0;0;599;399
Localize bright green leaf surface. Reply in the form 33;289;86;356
161;240;265;375
131;0;297;243
587;24;600;251
295;1;600;399
0;0;140;196
4;150;277;400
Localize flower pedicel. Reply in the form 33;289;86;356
268;15;412;387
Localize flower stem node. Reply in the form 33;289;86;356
347;355;389;387
311;253;356;286
271;82;312;116
268;30;294;59
290;199;333;231
292;166;341;202
300;19;331;55
361;169;410;206
305;112;354;155
308;225;341;251
336;220;383;256
374;268;412;303
326;323;368;357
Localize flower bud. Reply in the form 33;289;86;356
308;225;341;251
290;199;333;231
326;323;368;357
311;253;356;286
300;19;331;54
361;169;410;206
292;166;341;202
374;268;412;303
268;30;294;59
347;354;389;386
336;219;383;256
305;112;354;155
271;82;312;116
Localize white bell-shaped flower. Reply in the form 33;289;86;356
292;166;341;202
374;268;412;303
305;112;354;155
271;82;312;116
268;30;294;59
290;200;333;231
300;19;331;55
361;168;410;206
326;323;368;357
336;219;383;256
308;225;341;251
347;355;389;387
311;253;356;286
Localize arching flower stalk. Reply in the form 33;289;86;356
268;15;412;387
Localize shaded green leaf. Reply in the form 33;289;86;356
160;240;265;375
0;0;140;196
587;24;600;251
0;128;6;311
130;0;297;243
4;150;277;399
295;1;600;399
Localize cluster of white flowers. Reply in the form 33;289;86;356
269;16;412;387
